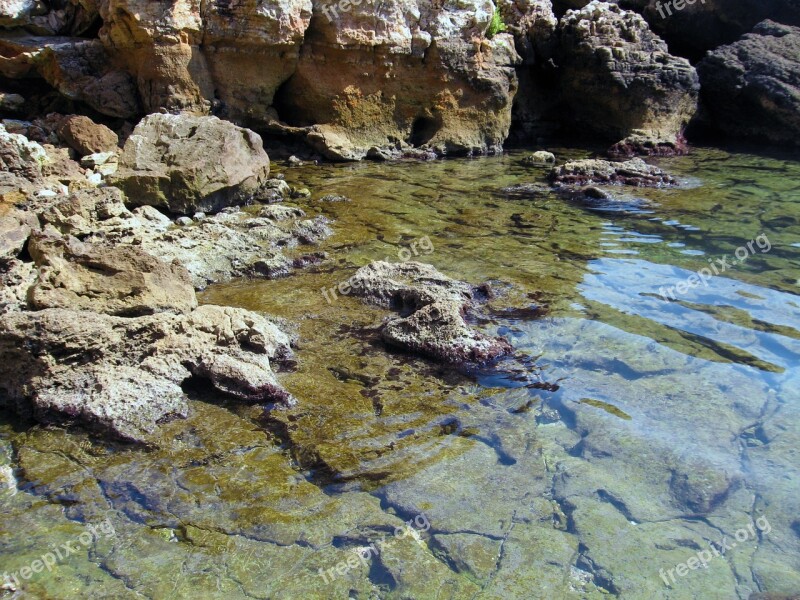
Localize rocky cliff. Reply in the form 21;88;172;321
0;0;798;156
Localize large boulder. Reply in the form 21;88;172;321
697;21;800;147
0;305;294;442
556;1;699;155
26;233;198;316
109;114;271;215
348;261;512;364
57;115;119;155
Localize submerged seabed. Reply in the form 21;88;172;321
2;146;799;599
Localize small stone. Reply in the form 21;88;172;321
523;151;556;164
193;212;206;221
96;162;118;176
291;186;311;199
80;151;118;168
583;186;610;200
318;194;351;203
263;179;292;199
287;155;304;166
176;216;193;226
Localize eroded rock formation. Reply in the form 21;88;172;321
349;261;513;364
549;157;676;186
277;0;521;159
698;20;800;147
0;305;294;442
556;1;698;155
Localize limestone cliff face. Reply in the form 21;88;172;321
89;0;521;158
1;0;795;155
277;0;521;159
98;0;312;124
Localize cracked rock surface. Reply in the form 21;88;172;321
349;261;513;365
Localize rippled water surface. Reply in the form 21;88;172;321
2;146;799;599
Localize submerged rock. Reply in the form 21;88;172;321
698;21;800;147
109;114;271;215
556;2;698;155
0;305;294;442
349;261;512;364
549;157;676;187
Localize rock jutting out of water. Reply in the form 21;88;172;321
0;115;332;443
349;261;513;365
556;2;699;156
549;157;677;187
0;305;295;443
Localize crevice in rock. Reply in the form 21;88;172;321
408;115;441;148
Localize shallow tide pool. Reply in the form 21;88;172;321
2;146;799;599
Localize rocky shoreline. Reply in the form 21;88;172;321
0;0;798;162
1;110;544;442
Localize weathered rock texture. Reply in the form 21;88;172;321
37;186;330;289
109;114;271;214
0;0;99;36
27;233;198;316
97;0;312;122
57;114;119;155
276;0;521;159
0;35;140;119
0;305;294;442
0;125;316;444
698;21;800;147
611;0;800;60
556;2;698;155
349;261;512;364
0;122;49;181
549;157;676;186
